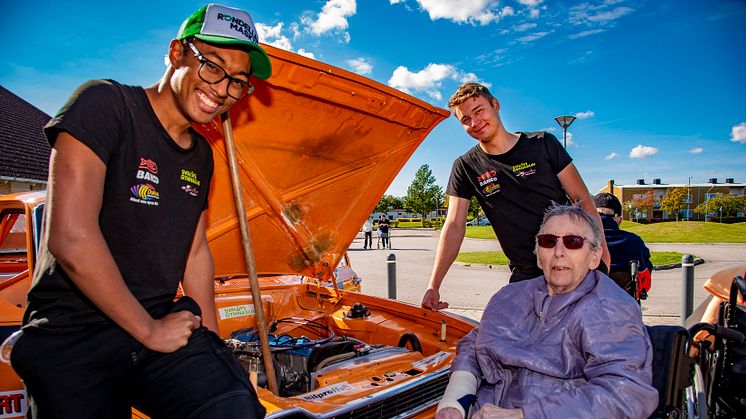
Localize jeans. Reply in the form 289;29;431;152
11;299;265;419
364;231;372;248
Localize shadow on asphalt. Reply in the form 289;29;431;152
347;248;432;252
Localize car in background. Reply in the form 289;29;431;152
466;216;491;226
1;43;476;419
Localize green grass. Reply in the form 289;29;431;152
456;250;694;266
464;221;746;243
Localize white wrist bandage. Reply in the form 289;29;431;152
437;371;479;417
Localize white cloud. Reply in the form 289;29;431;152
689;147;704;154
514;22;537;31
575;110;595;119
731;122;746;143
518;0;542;6
414;0;513;25
516;31;550;43
629;144;658;159
387;63;488;101
541;126;557;132
256;22;292;51
604;152;618;160
569;3;634;26
302;0;357;41
569;29;605;39
297;49;316;59
390;0;404;3
346;57;373;75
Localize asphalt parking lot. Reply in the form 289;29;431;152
347;228;746;326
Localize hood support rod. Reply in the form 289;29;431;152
221;111;279;395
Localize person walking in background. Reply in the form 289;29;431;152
362;217;373;249
422;82;609;311
379;214;391;249
10;4;269;417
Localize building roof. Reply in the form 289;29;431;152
0;85;51;182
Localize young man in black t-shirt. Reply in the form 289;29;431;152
11;4;269;418
422;83;609;311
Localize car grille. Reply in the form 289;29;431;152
277;372;449;419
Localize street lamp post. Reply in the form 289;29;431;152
554;115;576;149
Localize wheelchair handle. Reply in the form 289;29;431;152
689;322;745;344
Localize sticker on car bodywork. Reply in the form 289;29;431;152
218;304;255;320
411;351;450;370
0;390;27;418
297;382;354;401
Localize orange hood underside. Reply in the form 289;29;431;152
194;44;449;282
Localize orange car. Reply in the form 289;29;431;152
0;45;477;418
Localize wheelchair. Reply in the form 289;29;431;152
647;275;746;418
609;260;650;304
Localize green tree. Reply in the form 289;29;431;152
660;187;688;221
694;194;746;218
403;164;443;226
469;196;481;220
375;194;403;213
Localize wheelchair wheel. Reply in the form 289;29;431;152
684;360;710;418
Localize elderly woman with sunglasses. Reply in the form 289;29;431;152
436;204;658;419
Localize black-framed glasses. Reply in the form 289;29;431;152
188;42;254;100
536;234;588;250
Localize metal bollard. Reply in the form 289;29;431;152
681;254;694;325
387;253;397;300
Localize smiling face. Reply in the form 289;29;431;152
452;95;502;144
169;39;252;124
536;214;602;296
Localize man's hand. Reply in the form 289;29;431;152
422;288;449;311
473;404;524;419
435;407;464;419
141;311;202;353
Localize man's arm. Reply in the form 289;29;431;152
421;196;469;310
557;163;611;269
47;133;200;352
181;212;218;332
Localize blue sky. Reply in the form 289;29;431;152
2;0;745;196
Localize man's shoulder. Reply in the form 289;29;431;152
520;131;557;142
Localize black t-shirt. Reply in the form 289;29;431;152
379;219;390;234
446;132;572;268
24;80;214;331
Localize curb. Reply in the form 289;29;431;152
653;258;705;271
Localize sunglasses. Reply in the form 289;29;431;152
536;234;588;250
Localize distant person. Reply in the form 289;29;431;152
594;193;653;298
435;204;657;419
362;217;373;249
422;82;609;311
10;4;268;418
379;215;391;249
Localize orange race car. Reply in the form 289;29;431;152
0;44;477;418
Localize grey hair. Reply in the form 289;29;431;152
535;202;602;252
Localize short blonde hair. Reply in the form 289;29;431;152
448;82;496;112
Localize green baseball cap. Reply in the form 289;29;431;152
176;3;272;79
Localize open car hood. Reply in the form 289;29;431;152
195;45;449;282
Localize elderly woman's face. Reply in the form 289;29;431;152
536;214;602;295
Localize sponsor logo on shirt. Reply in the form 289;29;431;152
180;169;201;197
512;161;537;178
476;170;501;197
130;157;160;206
0;390;28;417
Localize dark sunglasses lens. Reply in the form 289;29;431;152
537;234;558;248
562;235;586;249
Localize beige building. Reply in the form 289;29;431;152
598;178;745;221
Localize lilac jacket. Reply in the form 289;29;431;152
452;270;658;419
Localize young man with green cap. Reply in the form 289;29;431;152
11;4;270;417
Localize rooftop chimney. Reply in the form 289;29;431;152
725;178;734;184
709;178;718;184
653;179;661;185
636;179;645;185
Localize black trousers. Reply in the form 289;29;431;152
11;301;265;419
364;231;372;248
